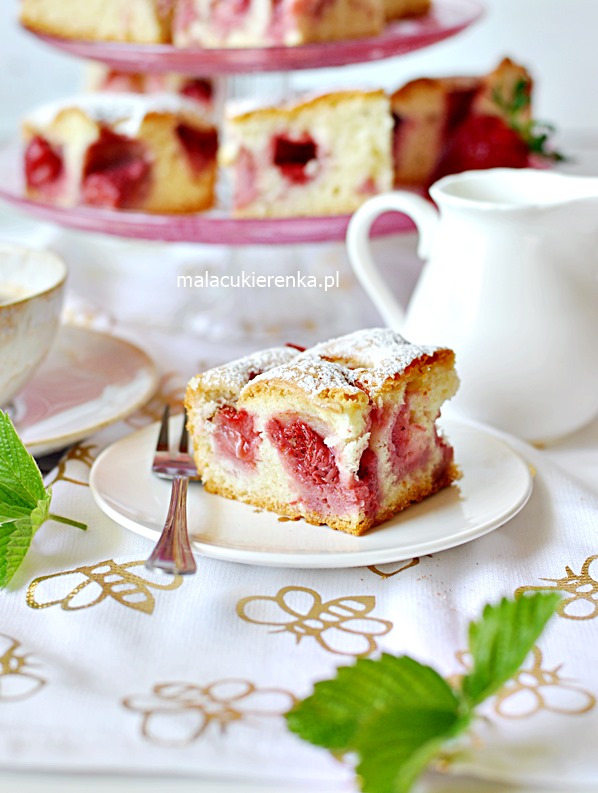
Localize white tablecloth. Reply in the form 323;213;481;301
1;201;598;793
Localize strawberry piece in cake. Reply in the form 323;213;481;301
185;329;460;536
172;0;384;48
391;58;536;189
19;0;175;43
22;93;218;213
221;90;393;218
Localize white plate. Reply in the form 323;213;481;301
89;416;532;569
10;325;158;456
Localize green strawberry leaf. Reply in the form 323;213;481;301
287;654;466;793
354;708;466;793
286;593;560;793
0;409;48;510
0;410;86;588
462;592;562;707
286;654;462;751
492;78;565;161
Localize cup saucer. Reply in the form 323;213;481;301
8;324;157;456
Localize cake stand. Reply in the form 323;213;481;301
3;0;483;340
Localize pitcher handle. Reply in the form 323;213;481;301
346;191;440;331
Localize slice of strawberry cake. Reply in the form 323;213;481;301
19;0;174;43
221;89;393;217
391;58;536;189
22;93;218;213
172;0;385;48
185;328;460;535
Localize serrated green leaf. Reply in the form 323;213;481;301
355;709;466;793
0;412;87;588
0;516;35;586
286;654;461;751
462;592;561;707
0;411;54;587
0;411;47;514
287;654;466;793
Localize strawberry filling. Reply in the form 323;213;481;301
213;405;260;467
210;0;252;36
267;417;379;520
24;135;63;190
233;147;259;210
180;79;213;104
268;418;339;486
390;401;431;479
175;124;218;173
82;129;151;209
272;134;318;185
382;397;454;487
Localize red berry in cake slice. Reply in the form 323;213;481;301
267;418;339;486
24;135;63;189
175;124;218;173
213;406;261;466
431;114;530;183
82;159;151;209
272;134;318;185
390;402;431;479
81;129;151;209
180;78;214;104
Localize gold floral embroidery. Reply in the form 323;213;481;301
367;557;420;579
0;634;46;701
236;585;392;657
26;559;183;614
515;554;598;620
123;679;296;747
44;443;97;488
451;647;596;719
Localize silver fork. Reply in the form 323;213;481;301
146;405;198;575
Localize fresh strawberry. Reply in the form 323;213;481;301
268;418;339;486
431;114;530;184
24;135;63;188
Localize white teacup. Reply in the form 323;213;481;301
0;243;67;407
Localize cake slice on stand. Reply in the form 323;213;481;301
221;89;393;218
22;93;218;213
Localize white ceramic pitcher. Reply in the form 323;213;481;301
346;168;598;443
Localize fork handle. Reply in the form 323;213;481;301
146;476;197;575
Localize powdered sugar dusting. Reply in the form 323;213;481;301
25;92;209;137
251;354;364;398
309;328;444;391
189;329;447;403
189;347;300;395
